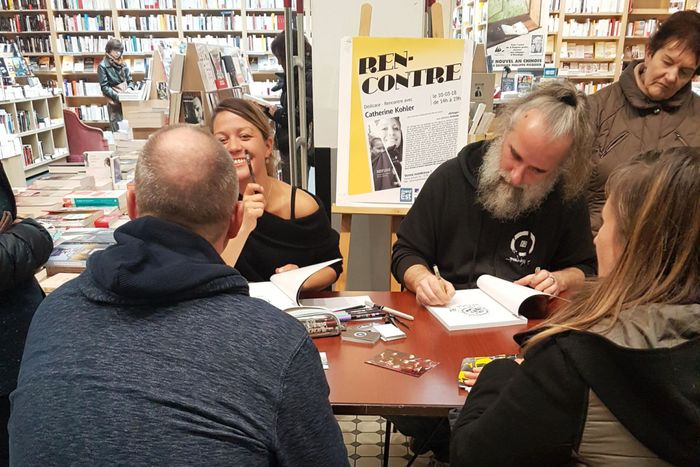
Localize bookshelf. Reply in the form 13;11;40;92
0;43;68;185
1;0;285;124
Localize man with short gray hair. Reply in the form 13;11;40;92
10;125;348;466
393;79;597;306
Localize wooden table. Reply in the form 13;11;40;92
311;291;541;417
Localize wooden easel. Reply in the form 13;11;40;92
332;2;445;293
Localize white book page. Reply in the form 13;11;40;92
427;289;526;330
476;274;549;315
268;258;342;305
248;282;297;310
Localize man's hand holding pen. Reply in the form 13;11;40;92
405;264;455;306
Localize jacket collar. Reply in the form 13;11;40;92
620;60;693;111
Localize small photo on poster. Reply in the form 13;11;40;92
530;35;543;54
367;117;403;191
180;91;205;125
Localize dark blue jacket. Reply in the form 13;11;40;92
10;216;347;466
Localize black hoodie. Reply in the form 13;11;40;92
451;302;700;466
392;140;597;288
10;216;348;466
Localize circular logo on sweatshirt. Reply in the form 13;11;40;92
510;231;536;258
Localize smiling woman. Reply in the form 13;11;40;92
586;10;700;236
210;98;343;291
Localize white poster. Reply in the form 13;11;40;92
486;0;548;70
336;36;473;208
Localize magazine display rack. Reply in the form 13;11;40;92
168;42;251;126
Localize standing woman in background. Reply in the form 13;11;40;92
586;10;700;234
0;161;53;464
98;38;135;132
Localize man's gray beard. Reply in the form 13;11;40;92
477;137;560;220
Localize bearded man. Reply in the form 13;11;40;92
392;80;597;307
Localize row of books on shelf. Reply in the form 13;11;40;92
0;14;49;33
56;35;161;54
118;15;177;32
0;0;45;9
56;35;109;54
119;0;175;8
185;35;241;47
624;43;646;60
53;0;109;8
245;13;284;30
67;104;108;122
561;41;617;59
62;79;101;97
564;0;624;13
547;16;560;33
560;62;615;75
182;13;243;31
626;19;660;37
246;0;282;7
181;0;241;8
55;14;113;33
62;56;150;73
548;0;561;11
8;36;51;55
562;18;622;37
0;83;61;101
247;35;275;53
573;80;612;94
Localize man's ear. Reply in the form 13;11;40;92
226;200;244;239
126;188;138;220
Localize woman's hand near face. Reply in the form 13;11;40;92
240;183;265;235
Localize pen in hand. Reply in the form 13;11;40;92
245;151;256;183
433;265;447;294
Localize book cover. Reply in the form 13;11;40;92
365;350;439;377
457;354;518;389
179;91;205;125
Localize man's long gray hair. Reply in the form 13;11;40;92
494;79;593;200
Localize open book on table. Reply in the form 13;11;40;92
248;258;342;310
426;274;552;331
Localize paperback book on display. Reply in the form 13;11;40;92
427;274;552;331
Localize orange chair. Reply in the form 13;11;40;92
63;109;109;163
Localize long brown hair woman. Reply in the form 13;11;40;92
451;146;699;466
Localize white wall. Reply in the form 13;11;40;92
310;0;424;148
310;0;425;290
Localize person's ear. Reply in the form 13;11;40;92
226;200;244;239
126;187;138;220
265;136;273;156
